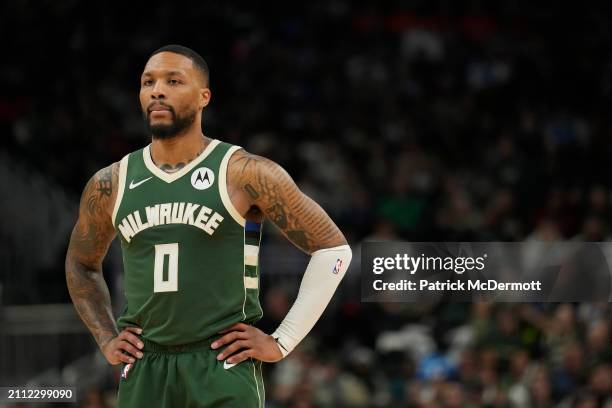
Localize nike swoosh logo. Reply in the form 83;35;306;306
223;360;238;370
129;177;153;189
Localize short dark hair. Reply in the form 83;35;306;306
150;44;209;85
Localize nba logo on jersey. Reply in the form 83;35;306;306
121;362;133;380
191;167;215;190
332;258;343;274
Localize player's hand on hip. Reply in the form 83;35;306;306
100;327;144;365
212;322;283;364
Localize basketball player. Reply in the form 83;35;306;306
65;45;352;407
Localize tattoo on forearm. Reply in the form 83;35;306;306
230;151;346;253
66;164;119;349
66;261;118;348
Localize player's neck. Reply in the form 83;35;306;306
150;130;211;169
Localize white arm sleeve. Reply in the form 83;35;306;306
271;244;352;357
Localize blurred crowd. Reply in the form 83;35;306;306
3;1;612;244
262;302;612;407
2;1;612;407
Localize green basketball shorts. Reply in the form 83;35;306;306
117;336;265;408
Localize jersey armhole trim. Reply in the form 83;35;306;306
219;145;246;227
111;154;130;226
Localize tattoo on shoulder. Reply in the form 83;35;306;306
86;166;113;215
244;183;259;199
229;150;345;253
70;164;118;260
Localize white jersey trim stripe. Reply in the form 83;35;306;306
244;276;259;289
219;145;246;227
244;244;259;266
250;358;263;408
241;228;247;320
112;154;130;226
142;139;220;184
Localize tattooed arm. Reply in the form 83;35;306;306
65;163;143;365
228;149;347;252
212;150;351;364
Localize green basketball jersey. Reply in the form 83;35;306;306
112;139;263;345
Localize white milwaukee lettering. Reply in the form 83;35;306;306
182;203;200;224
172;202;186;224
118;218;136;242
117;201;224;242
126;213;140;234
194;206;212;229
160;203;172;224
145;205;160;226
134;211;148;230
203;212;224;234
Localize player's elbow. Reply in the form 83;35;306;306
315;229;349;253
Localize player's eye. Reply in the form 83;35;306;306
142;79;153;86
168;79;181;85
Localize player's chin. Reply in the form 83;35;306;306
148;119;174;131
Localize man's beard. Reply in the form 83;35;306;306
144;107;197;140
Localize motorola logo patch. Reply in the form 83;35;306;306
191;167;215;190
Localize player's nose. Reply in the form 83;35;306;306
151;81;166;99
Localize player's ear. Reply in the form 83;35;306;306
199;87;211;110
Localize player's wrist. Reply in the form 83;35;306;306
97;331;119;352
261;334;283;362
270;332;290;358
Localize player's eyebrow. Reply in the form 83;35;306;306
142;70;187;78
